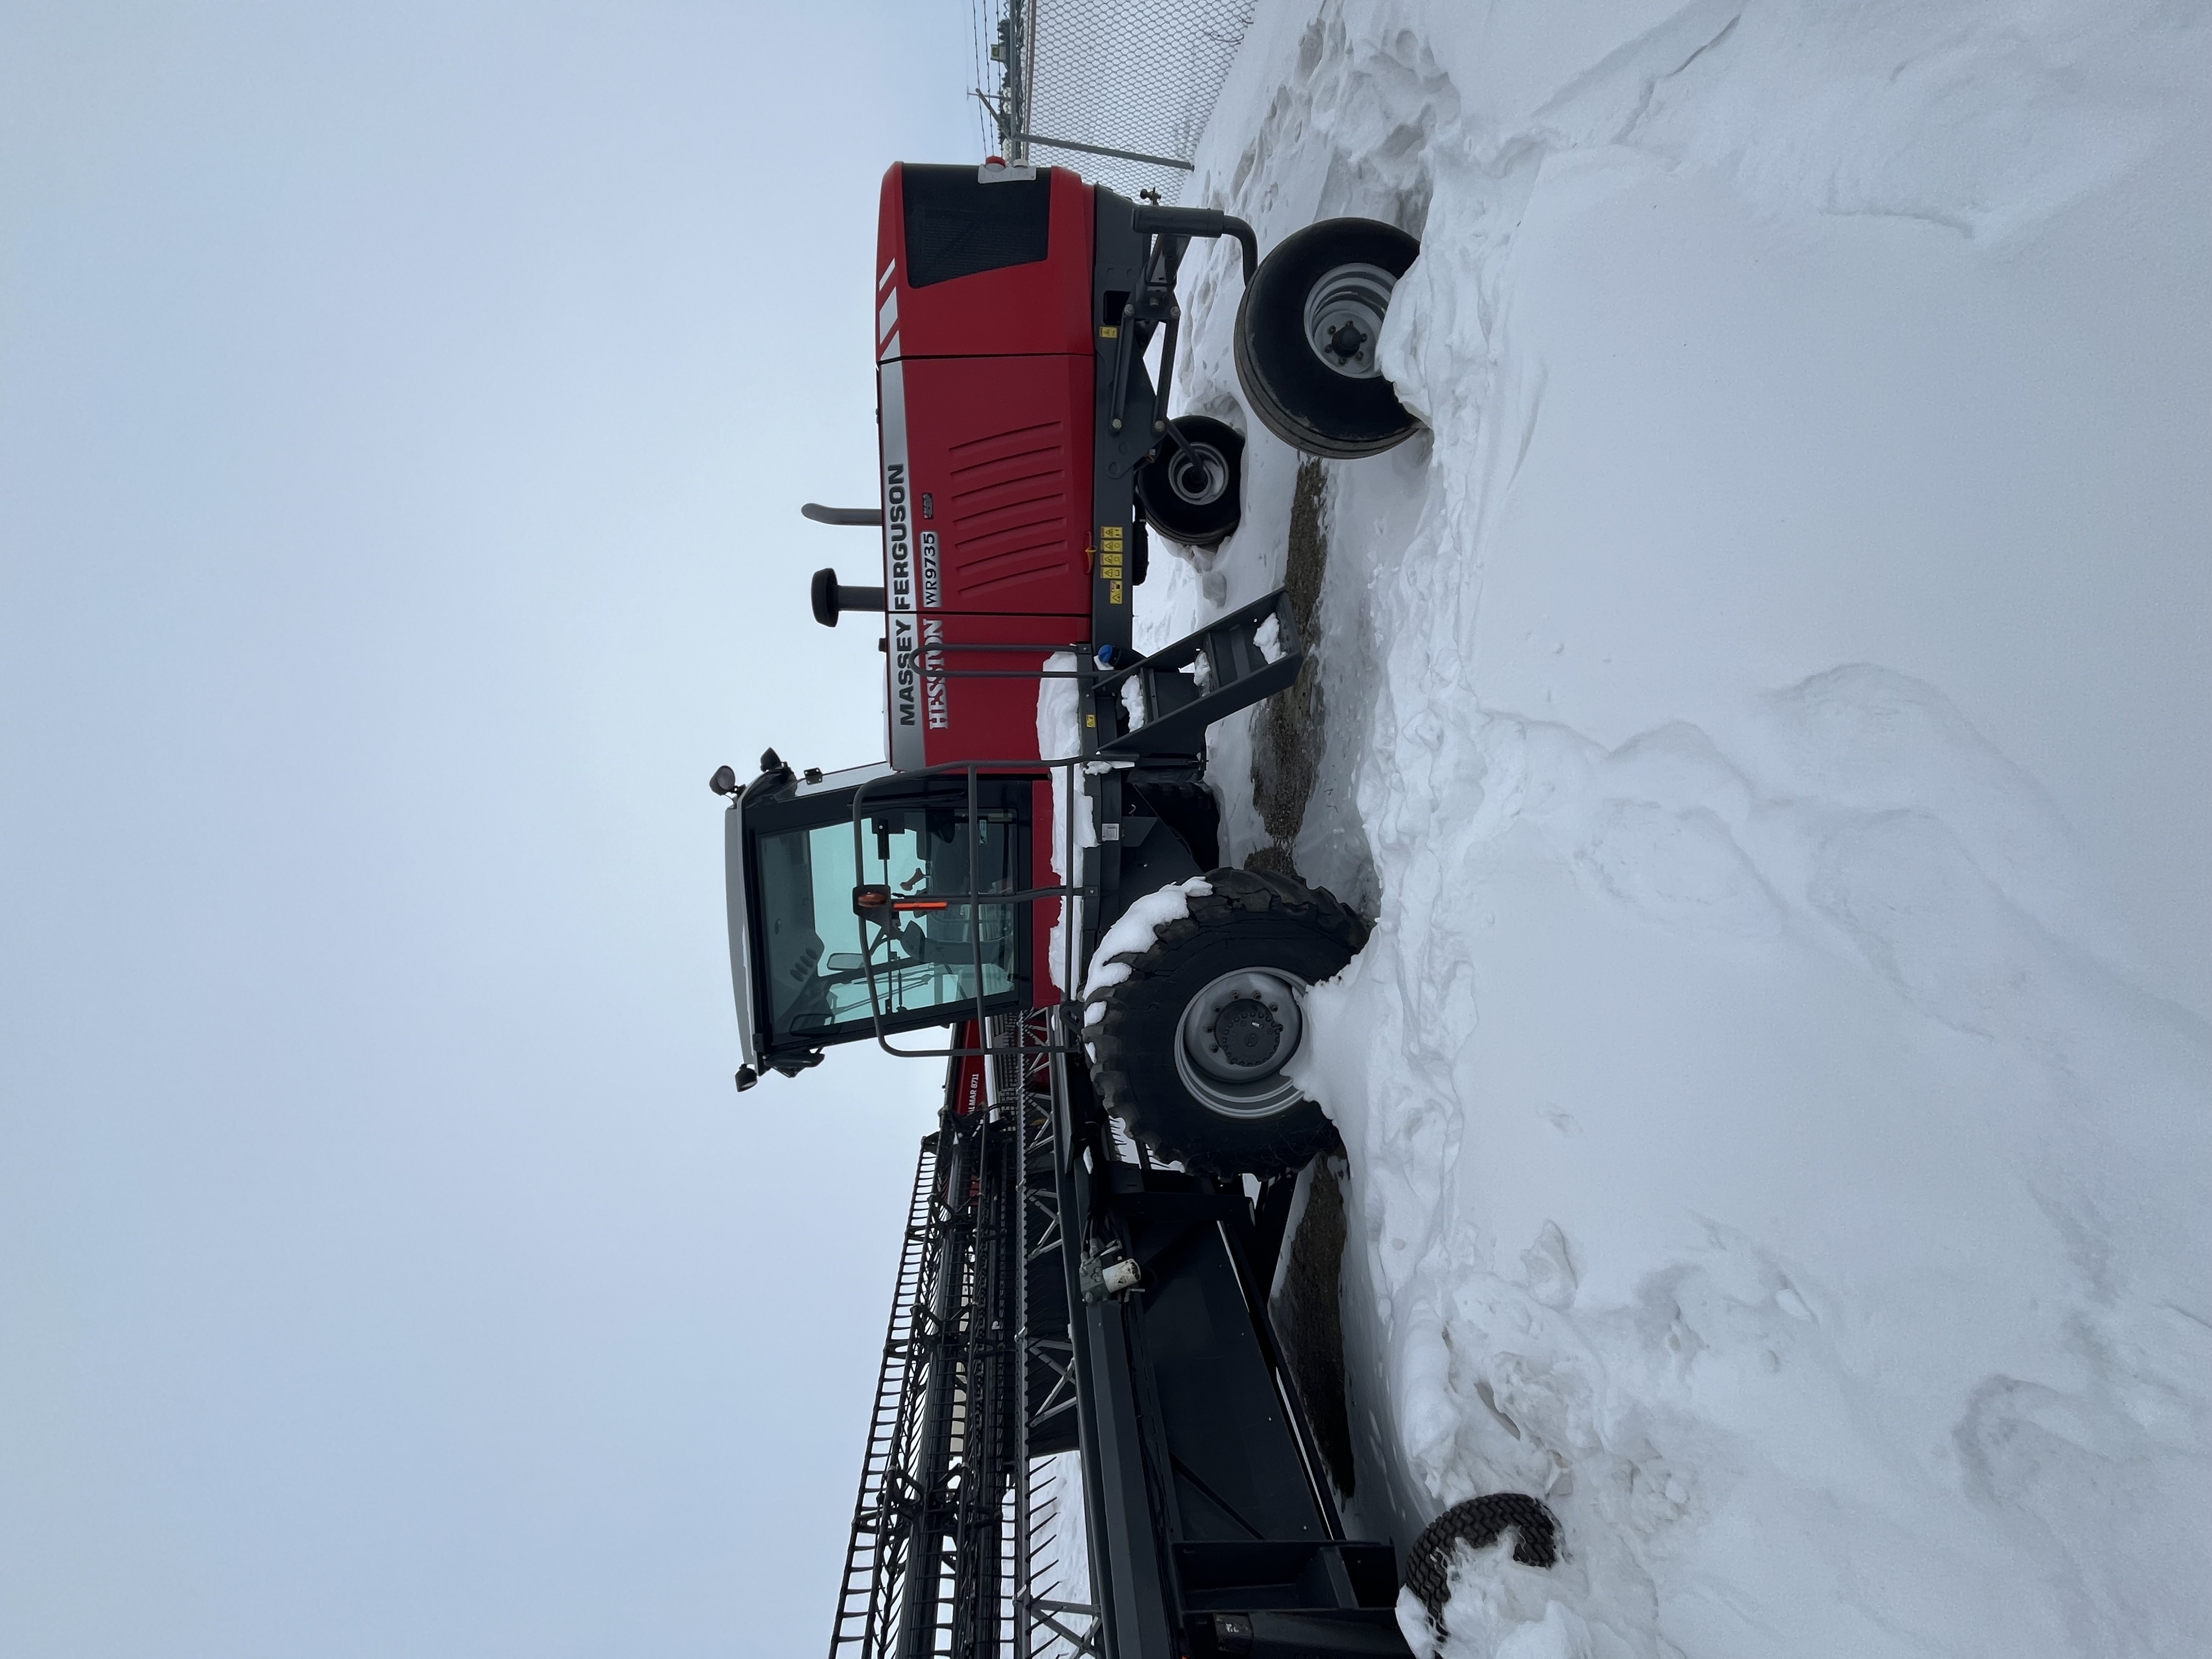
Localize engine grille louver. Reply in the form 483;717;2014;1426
944;421;1074;602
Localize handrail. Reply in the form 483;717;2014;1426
848;752;1101;1062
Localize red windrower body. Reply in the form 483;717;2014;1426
872;163;1101;775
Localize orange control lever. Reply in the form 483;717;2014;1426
854;884;950;915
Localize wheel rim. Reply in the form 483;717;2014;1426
1173;967;1308;1119
1302;262;1396;380
1164;437;1229;507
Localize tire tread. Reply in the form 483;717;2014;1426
1086;868;1368;1175
1403;1493;1561;1635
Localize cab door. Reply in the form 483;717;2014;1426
742;777;1032;1065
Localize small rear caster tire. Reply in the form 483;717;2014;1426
1234;217;1422;459
1404;1494;1560;1637
1085;868;1367;1177
1136;416;1244;549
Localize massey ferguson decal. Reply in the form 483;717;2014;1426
880;362;924;770
880;364;947;765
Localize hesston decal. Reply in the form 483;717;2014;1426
920;531;947;731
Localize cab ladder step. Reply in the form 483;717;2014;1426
1096;587;1302;759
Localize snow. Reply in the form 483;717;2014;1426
1082;876;1215;1029
1036;651;1094;996
1029;1451;1094;1620
1139;3;2212;1654
1120;673;1148;730
1254;611;1285;663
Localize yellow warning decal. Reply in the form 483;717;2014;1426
1099;525;1125;551
1109;580;1125;605
1099;325;1119;338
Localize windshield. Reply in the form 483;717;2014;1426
753;803;1019;1045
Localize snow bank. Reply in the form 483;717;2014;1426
1036;651;1094;996
1165;2;2212;1654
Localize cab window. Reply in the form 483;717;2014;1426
753;800;1019;1046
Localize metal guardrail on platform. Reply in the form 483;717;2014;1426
968;0;1256;203
827;1011;1096;1659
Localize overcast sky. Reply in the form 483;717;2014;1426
1;4;989;1652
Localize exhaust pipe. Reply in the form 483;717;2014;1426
801;503;884;527
811;568;887;628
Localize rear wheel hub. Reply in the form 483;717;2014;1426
1303;262;1396;379
1210;997;1284;1068
1167;441;1229;505
1176;967;1308;1118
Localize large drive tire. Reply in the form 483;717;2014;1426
1234;217;1422;459
1136;416;1244;549
1085;867;1367;1176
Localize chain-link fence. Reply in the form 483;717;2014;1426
967;0;1255;204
